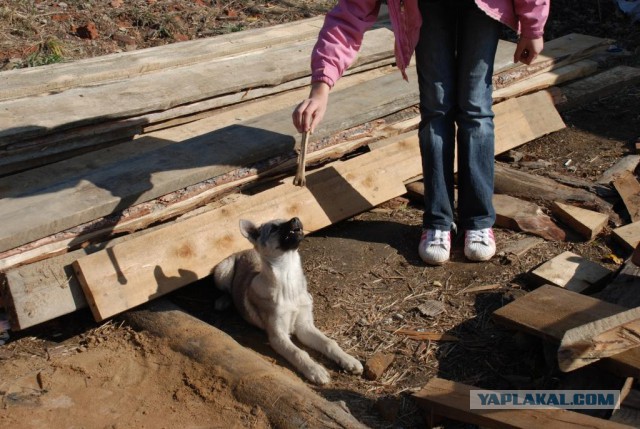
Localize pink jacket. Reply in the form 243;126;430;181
312;0;550;87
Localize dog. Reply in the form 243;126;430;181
213;217;363;384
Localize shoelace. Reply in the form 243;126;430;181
466;229;492;245
424;229;449;247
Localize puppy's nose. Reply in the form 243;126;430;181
289;217;302;231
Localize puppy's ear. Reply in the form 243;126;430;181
239;219;260;243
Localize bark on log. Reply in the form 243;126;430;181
121;299;368;429
494;163;620;224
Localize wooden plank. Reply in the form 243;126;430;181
493;90;565;154
558;307;640;372
598;155;640;185
0;58;398;175
613;222;640;252
0;27;395;146
492;33;613;89
613;171;640;223
413;377;631;429
0;16;327;101
529;251;612;293
551;201;609;240
557;66;640;112
0;65;420;254
493;59;599;102
493;194;566;241
595;260;640;309
73;136;422;321
493;285;640;378
0;62;400;200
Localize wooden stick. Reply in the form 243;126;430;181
293;131;310;187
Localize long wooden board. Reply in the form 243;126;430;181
0;66;420;254
492;33;612;89
413;377;631;429
493;285;640;378
0;27;395;146
73;136;421;321
0;16;327;102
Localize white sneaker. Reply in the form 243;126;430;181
464;228;496;262
419;229;451;265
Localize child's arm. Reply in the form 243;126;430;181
293;0;381;133
513;0;550;64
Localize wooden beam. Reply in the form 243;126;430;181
0;17;327;102
492;33;613;89
0;27;395;146
493;194;566;241
73;136;422;321
613;221;640;252
558;307;640;372
613;171;640;223
550;201;609;240
597;155;640;186
595;261;640;309
492;59;599;103
494;163;616;217
556;66;640;112
529;251;612;293
493;285;640;378
413;377;630;429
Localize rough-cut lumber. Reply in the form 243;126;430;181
413;377;631;429
0;65;420;254
492;59;599;102
0;58;398;175
556;66;640;112
493;194;566;241
499;236;544;259
73;137;421;321
492;33;613;89
613;171;640;223
0;27;395;147
0;208;201;330
492;90;565;153
0;63;400;199
595;260;640;309
529;251;612;293
613;222;640;252
0;17;328;102
597;155;640;185
551;201;609;240
122;299;368;429
558;307;640;372
493;285;640;378
494;163;616;217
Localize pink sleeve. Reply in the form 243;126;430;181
311;0;381;88
514;0;550;39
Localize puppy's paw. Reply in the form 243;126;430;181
305;364;331;385
340;355;363;375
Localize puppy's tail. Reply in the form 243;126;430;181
213;255;236;292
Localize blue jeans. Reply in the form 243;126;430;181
415;0;500;231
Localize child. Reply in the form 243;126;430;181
292;0;549;265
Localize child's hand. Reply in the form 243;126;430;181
514;37;544;65
292;82;330;133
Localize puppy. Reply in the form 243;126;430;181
213;217;363;384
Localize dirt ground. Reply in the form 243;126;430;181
1;1;640;428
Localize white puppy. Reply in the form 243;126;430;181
213;217;363;384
